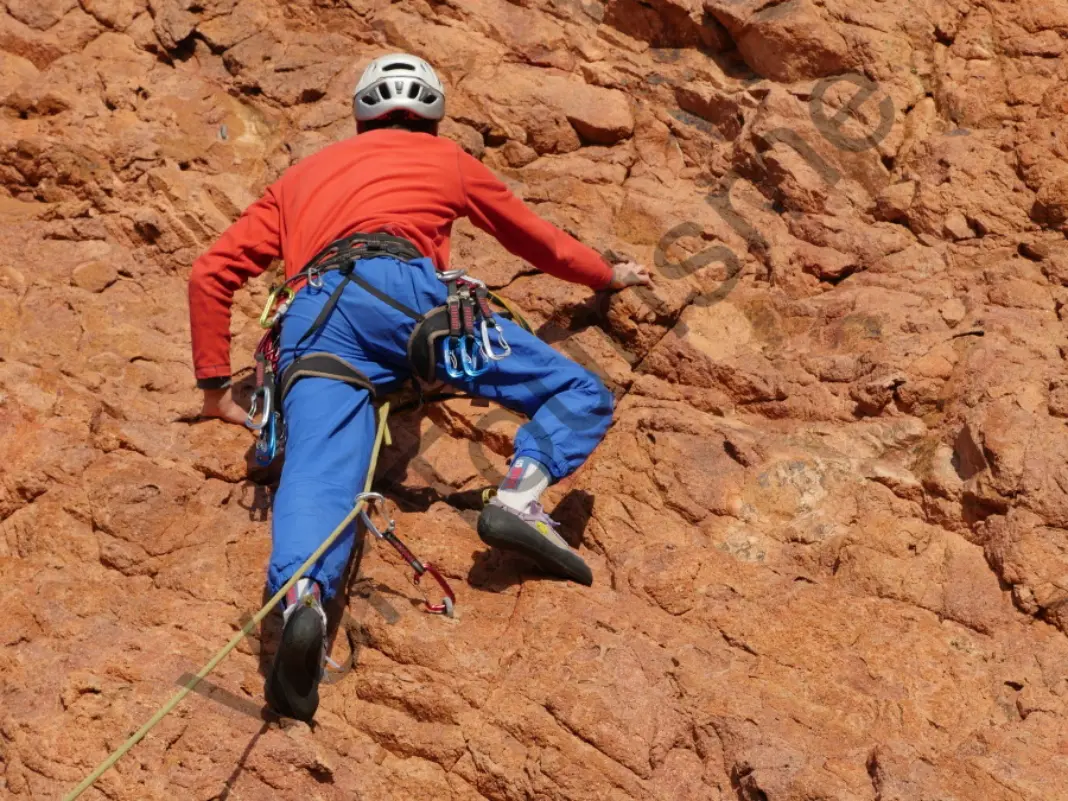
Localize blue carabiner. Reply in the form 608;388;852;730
443;336;466;380
460;336;491;377
480;319;511;361
255;411;278;466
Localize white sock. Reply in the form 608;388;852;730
283;578;326;629
495;456;550;513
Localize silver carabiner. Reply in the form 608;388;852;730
245;387;271;431
438;268;466;283
307;266;324;289
270;297;293;327
356;492;395;539
480;319;511;360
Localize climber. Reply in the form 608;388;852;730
187;53;651;721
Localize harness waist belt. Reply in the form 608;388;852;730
300;231;423;277
293;232;424;350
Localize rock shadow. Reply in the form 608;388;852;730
215;721;270;800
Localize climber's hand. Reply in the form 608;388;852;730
608;261;653;290
200;387;248;426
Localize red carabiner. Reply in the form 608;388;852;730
415;562;455;617
359;495;456;618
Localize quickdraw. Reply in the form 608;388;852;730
248;289;287;465
439;268;509;379
469;276;511;361
356;492;456;617
441;269;466;380
459;283;490;377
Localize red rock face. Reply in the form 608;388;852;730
3;1;1068;799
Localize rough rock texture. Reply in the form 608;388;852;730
3;1;1068;799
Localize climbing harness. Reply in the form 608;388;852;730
244;233;420;464
247;232;528;466
281;232;517;384
357;492;455;616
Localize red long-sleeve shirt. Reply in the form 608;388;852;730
187;129;613;382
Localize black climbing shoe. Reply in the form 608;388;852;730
265;602;325;722
477;498;593;586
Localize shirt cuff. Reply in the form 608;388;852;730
196;375;232;390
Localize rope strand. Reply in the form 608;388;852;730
62;401;392;801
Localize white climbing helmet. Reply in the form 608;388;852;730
353;53;445;122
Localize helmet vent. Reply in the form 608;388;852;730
382;62;415;72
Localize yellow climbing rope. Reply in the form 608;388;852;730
62;401;393;801
487;290;534;334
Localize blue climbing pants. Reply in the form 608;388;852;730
268;256;614;600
